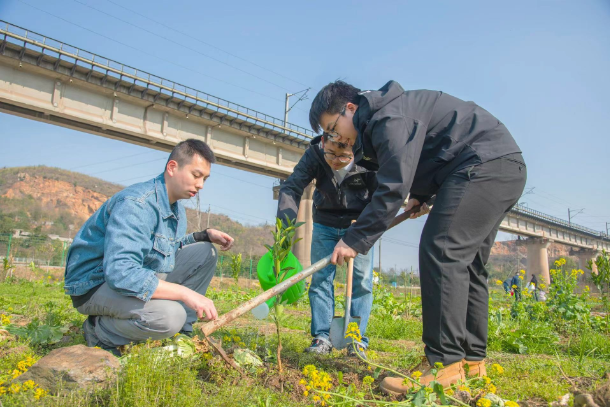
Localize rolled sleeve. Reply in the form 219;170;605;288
179;233;197;247
103;198;159;302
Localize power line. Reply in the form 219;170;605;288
67;151;158;171
72;0;294;92
16;0;290;104
103;0;309;89
83;157;166;176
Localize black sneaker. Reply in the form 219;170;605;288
347;342;367;360
304;338;333;354
82;316;121;357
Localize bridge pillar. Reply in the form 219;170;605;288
525;238;551;284
572;249;599;276
293;184;314;268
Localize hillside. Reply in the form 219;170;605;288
0;166;273;257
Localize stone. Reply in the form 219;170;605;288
14;345;120;394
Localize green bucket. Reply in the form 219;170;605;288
251;251;305;319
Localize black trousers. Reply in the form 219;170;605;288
420;153;527;365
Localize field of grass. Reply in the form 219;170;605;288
1;260;609;406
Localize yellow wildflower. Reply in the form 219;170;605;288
303;365;317;376
239;342;246;347
34;388;48;400
321;402;326;406
324;394;331;400
518;276;524;280
459;385;471;392
491;363;504;375
505;401;519;407
0;387;6;395
411;371;423;379
512;285;518;289
483;376;491;384
434;362;445;369
1;314;11;325
303;390;309;397
232;336;241;342
495;280;503;286
9;382;22;394
299;379;307;385
488;384;497;394
12;369;22;379
223;335;230;342
446;389;454;396
313;395;321;402
477;398;492;407
345;322;362;342
520;269;526;275
22;380;36;390
363;375;374;385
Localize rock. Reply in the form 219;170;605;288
573;373;610;407
14;345;120;394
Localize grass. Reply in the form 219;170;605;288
0;276;609;406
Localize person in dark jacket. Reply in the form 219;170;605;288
510;271;523;301
502;278;512;294
277;134;377;358
308;80;527;394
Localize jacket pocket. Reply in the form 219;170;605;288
152;235;172;256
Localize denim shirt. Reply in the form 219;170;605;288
64;173;196;302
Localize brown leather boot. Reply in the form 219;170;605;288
380;361;465;396
463;359;486;377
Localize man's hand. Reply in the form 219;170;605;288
331;239;358;266
405;198;430;219
206;229;234;251
180;288;218;321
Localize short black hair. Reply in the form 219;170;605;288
309;80;361;133
321;133;349;150
167;138;216;168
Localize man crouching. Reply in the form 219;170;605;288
64;139;234;355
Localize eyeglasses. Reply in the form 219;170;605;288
322;105;346;140
323;151;353;163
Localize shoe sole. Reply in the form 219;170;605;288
379;382;409;396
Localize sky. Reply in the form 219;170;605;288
0;0;609;271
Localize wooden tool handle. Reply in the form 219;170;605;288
387;196;436;229
201;255;331;337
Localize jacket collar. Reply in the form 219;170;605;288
154;173;180;220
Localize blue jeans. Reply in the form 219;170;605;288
309;222;374;347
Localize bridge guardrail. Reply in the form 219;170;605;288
512;204;609;240
0;21;316;144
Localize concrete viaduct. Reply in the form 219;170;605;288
1;21;608;283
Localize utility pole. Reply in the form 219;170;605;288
568;208;584;227
606;222;609;236
283;88;310;127
206;204;211;229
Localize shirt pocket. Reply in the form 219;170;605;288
145;234;172;271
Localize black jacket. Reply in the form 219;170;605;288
343;81;522;254
277;136;378;229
